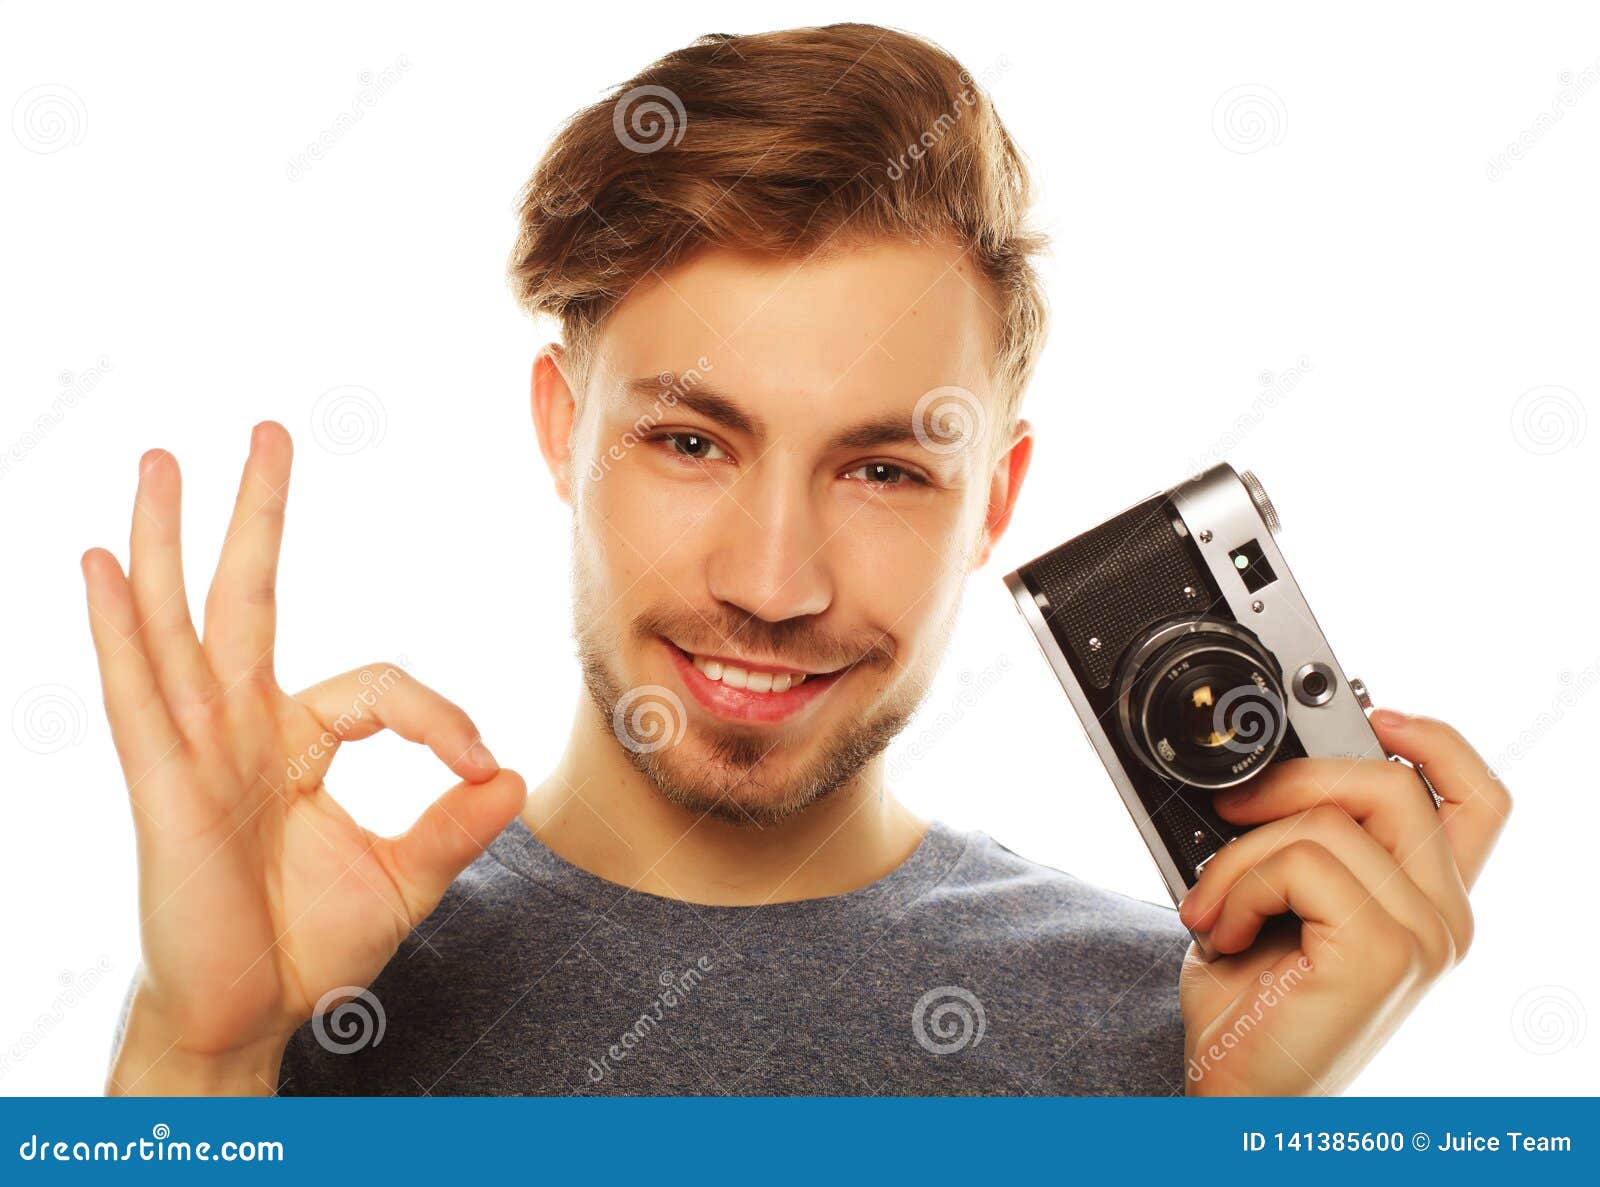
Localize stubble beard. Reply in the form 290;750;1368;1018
576;630;925;827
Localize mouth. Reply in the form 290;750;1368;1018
661;638;847;725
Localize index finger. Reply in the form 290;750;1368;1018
292;663;501;786
1366;708;1511;890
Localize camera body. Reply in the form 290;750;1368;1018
1005;464;1390;919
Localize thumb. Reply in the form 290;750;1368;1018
381;769;527;924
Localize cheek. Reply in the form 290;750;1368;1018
577;455;719;586
833;511;965;629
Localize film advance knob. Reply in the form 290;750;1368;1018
1238;470;1281;535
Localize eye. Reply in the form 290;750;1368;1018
655;432;729;463
843;461;927;488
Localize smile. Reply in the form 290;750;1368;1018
662;639;846;724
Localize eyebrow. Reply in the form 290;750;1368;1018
622;378;955;454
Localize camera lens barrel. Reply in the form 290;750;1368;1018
1114;617;1288;790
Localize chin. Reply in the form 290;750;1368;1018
577;616;928;828
633;732;845;827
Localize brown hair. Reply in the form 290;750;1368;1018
508;23;1048;425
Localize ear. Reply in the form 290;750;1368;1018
970;418;1034;570
530;343;577;505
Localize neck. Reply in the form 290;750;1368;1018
520;697;927;905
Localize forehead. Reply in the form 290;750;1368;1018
590;239;999;431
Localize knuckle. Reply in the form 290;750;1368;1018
122;681;171;725
1486;779;1514;820
1394;932;1427;982
1386;917;1425;972
1367;923;1421;984
1451;905;1476;964
361;660;409;687
1406;929;1430;978
1436;718;1474;751
1408;712;1452;740
1419;914;1455;977
1305;803;1354;837
1282;838;1331;874
1198;836;1246;888
153;608;197;638
171;693;225;739
231;666;278;701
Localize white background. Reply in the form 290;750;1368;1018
2;1;1596;1095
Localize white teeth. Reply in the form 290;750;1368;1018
689;654;809;693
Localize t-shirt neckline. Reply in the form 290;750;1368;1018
484;813;970;928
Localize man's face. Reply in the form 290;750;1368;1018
558;239;1023;824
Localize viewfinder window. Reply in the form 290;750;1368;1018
1228;539;1277;593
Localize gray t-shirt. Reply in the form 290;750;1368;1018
115;818;1192;1095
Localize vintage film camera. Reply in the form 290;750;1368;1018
1005;464;1436;945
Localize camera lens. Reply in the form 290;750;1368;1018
1114;617;1288;790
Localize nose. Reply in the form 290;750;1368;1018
703;471;834;624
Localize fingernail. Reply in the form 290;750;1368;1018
467;742;498;771
1371;707;1409;728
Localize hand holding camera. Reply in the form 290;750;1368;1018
1008;465;1511;1093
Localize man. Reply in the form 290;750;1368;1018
97;24;1507;1096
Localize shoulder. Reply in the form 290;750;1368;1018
901;823;1190;1094
922;823;1192;976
